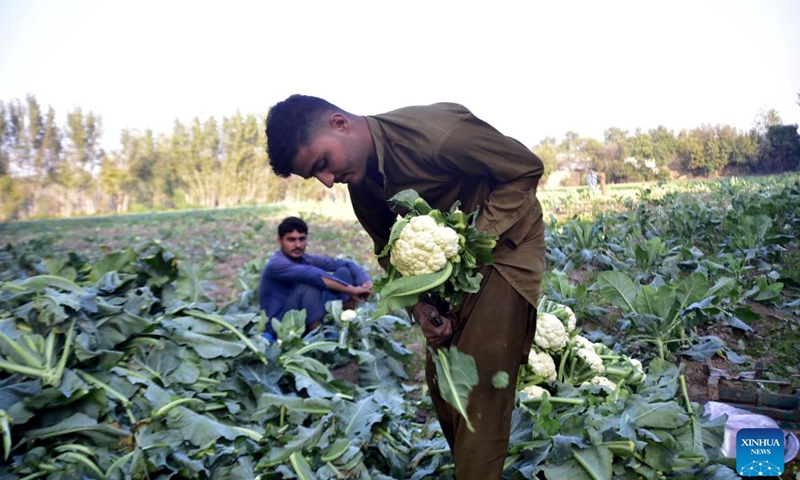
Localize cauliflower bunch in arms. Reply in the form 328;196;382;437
390;215;459;276
372;189;498;317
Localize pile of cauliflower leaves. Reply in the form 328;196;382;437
372;189;497;317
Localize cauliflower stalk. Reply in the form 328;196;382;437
390;215;459;276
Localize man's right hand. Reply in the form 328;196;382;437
349;284;373;303
412;302;453;347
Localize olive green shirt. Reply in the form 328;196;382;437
349;103;546;306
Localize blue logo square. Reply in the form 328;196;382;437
736;428;784;476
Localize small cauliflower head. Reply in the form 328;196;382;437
583;376;617;391
340;310;357;322
576;348;605;373
534;313;568;352
573;335;594;351
563;306;577;331
390;215;459;276
522;384;548;399
527;350;557;382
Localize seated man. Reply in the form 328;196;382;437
259;216;373;339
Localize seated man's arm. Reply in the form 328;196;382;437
307;254;373;300
269;254;370;300
267;254;333;290
320;276;371;299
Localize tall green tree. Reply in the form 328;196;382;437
629;128;654;161
167;119;191;206
65;107;103;171
649;126;676;166
533;139;558;186
26;95;44;170
559;131;581;152
6;100;28;173
39;107;61;179
753;108;782;136
0;101;8;176
757;124;800;173
603;127;629;160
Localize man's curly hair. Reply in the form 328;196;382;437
265;94;340;177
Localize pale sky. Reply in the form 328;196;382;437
1;0;799;151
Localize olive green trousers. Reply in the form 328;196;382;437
425;266;537;480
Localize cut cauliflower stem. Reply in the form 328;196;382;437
528;350;557;382
576;348;605;373
534;313;568;352
629;358;646;381
390;215;460;277
583;376;617;391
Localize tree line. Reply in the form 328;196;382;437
1;93;799;221
534;105;800;185
0;95;341;221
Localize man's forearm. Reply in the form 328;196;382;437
321;275;353;294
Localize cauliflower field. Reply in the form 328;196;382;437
0;174;798;479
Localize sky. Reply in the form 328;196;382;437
1;0;799;151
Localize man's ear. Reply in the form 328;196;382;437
329;113;350;133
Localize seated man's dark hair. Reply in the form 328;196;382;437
278;216;308;238
265;94;340;177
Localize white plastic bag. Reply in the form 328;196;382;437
704;401;799;463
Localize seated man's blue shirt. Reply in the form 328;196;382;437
258;250;370;321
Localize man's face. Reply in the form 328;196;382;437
279;230;307;260
290;114;369;188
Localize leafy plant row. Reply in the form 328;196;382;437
0;241;742;479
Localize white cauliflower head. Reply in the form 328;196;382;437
527;350;557;382
433;225;460;260
534;313;568;352
340;310;357;322
583;376;617;391
577;348;605;373
522;384;548;399
573;335;594;350
390;215;460;276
